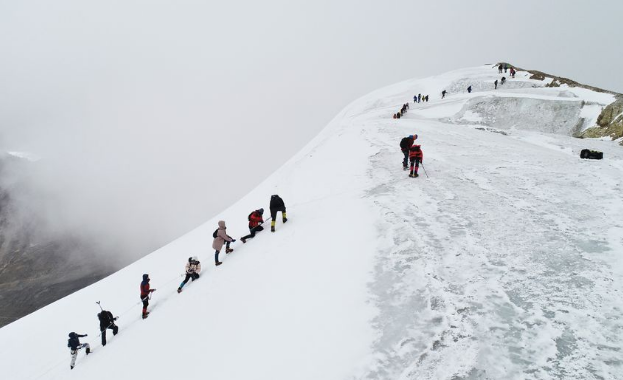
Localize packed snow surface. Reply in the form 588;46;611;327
1;65;622;380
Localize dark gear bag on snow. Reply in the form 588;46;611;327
580;149;603;160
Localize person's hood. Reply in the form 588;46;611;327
218;220;226;229
142;274;149;282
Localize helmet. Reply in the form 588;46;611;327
414;134;418;140
69;332;76;338
408;135;413;139
191;256;198;262
259;208;264;214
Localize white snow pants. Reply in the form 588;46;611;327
70;343;90;368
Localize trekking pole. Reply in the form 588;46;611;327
421;162;429;178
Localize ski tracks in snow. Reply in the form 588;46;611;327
354;110;623;380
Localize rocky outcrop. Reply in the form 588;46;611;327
579;96;623;145
0;158;114;327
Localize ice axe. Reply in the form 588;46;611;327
421;162;429;178
96;301;103;312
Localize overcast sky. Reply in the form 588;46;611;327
0;0;621;260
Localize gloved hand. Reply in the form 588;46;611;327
84;334;88;337
114;317;118;321
231;239;236;243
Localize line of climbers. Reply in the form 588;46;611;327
398;62;519;117
68;194;289;370
393;102;409;119
393;93;431;119
464;64;518;94
414;93;429;103
497;62;516;78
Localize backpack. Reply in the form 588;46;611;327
248;212;254;221
213;229;219;238
68;333;79;349
98;311;113;325
580;149;603;160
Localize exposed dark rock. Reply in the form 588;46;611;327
0;157;115;327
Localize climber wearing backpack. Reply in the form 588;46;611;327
212;220;235;266
408;144;424;178
67;332;90;369
241;208;264;243
178;257;202;292
400;134;417;170
140;274;156;319
269;195;287;232
97;310;118;346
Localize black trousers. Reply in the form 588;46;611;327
242;225;264;240
181;272;200;286
410;157;421;175
101;324;119;346
402;150;409;168
141;296;149;314
270;206;286;221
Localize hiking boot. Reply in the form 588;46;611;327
282;218;287;223
271;226;275;232
177;287;182;293
86;347;91;355
215;261;223;266
409;173;414;178
226;248;234;254
414;173;419;177
241;237;247;244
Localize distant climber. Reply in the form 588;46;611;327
504;64;508;73
68;332;90;370
396;112;401;119
442;90;447;99
425;95;429;102
178;257;202;292
418;93;422;103
501;77;506;85
140;274;156;319
494;79;498;89
393;113;397;119
269;195;287;232
413;95;417;103
467;86;472;93
212;221;234;266
408;144;424;178
510;67;516;78
97;310;118;346
241;208;265;243
498;64;503;74
400;134;416;170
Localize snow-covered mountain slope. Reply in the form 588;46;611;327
1;65;623;380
